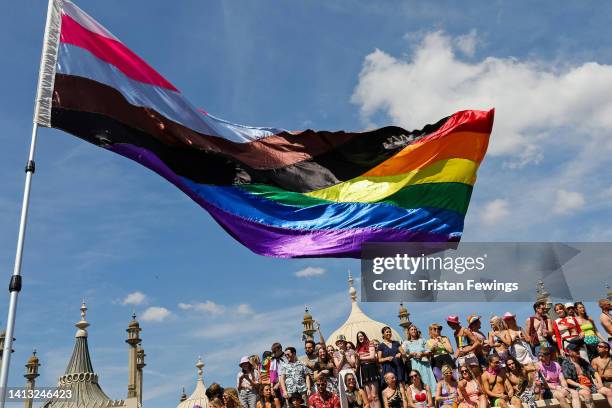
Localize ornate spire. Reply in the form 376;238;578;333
302;307;315;341
180;388;187;402
348;271;357;302
75;300;90;338
398;303;411;335
196;356;204;381
24;349;40;380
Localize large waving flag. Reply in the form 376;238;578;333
34;0;493;258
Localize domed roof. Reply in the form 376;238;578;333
328;273;401;344
177;357;209;408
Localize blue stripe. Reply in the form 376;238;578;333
180;178;465;233
56;43;287;142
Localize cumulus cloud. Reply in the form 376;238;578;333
236;304;255;315
141;306;171;322
480;199;510;225
553;189;585;215
178;300;226;316
295;266;326;278
122;291;146;305
351;31;612;167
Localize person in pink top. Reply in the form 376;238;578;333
536;347;573;408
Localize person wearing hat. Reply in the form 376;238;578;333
591;341;612;388
552;304;587;360
238;356;260;408
503;312;538;366
466;315;488;367
333;335;358;408
446;315;481;368
561;342;612;407
564;303;577;317
426;323;455;381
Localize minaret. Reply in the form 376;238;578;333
179;388;187;402
23;350;40;408
302;307;316;341
126;312;141;399
536;280;555;320
136;345;146;405
348;271;357;302
398;303;411;339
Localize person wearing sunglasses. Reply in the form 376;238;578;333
591;341;612;388
457;364;486;408
434;365;458;408
426;323;454;381
406;370;433;408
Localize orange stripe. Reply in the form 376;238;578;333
363;131;489;177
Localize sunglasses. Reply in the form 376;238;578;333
432;327;441;331
460;370;469;373
597;345;609;349
409;374;419;378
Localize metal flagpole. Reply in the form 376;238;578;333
0;0;61;405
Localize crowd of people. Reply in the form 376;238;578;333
203;299;612;408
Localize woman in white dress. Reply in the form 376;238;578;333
502;312;537;365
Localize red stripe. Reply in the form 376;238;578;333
60;13;178;92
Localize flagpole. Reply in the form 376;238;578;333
0;0;61;405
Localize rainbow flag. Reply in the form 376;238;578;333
35;1;493;258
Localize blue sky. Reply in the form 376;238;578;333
1;1;612;407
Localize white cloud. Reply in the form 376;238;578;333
351;31;612;167
295;266;326;278
122;291;146;306
141;306;171;322
480;199;510;225
178;300;226;316
236;303;255;315
454;30;478;57
553;189;585;215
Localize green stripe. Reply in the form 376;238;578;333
239;182;473;215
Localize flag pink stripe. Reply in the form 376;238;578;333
62;1;118;42
60;13;178;92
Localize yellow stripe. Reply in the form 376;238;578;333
305;158;479;202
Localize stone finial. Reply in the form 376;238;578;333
75;301;90;338
196;357;205;380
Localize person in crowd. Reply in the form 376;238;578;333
598;299;612;339
382;372;406;408
355;331;380;408
402;324;436;393
469;362;484;389
467;315;489;366
314;345;338;393
250;355;262;378
281;346;312;404
344;372;369;408
561;343;612;408
574;301;608;360
328;345;337;361
447;315;481;367
223;388;242;408
303;340;319;371
504;356;537;408
334;335;358;408
591;341;612;388
481;355;518;408
426;323;455;381
347;342;356;351
406;370;433;408
257;383;282;408
565;303;577;318
378;327;408;391
309;373;341;408
261;351;273;385
290;392;308;408
207;383;225;408
434;365;458;408
457;364;486;408
488;316;511;365
371;339;380;352
552;304;587;360
525;301;555;356
503;312;537;365
271;342;289;398
536;347;573;408
238;356;260;408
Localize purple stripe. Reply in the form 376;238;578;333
106;144;457;258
